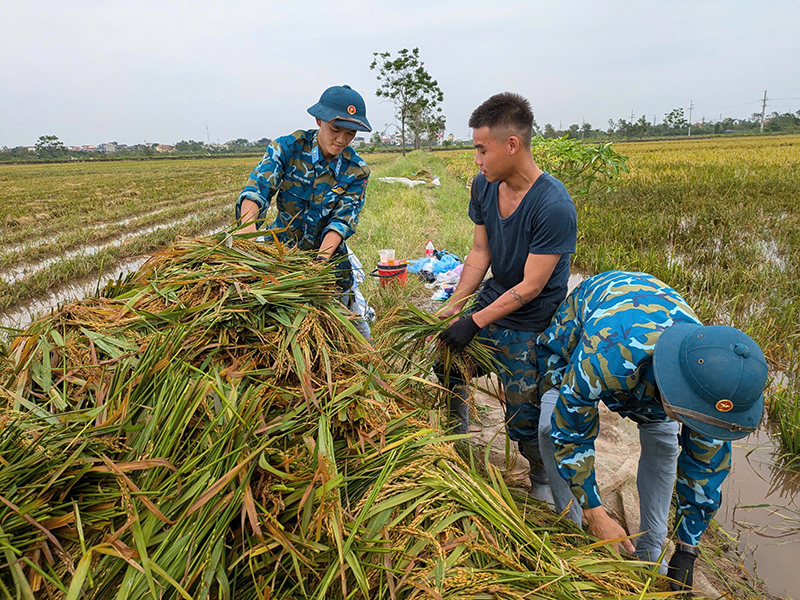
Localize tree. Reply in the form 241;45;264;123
423;111;446;150
543;123;557;138
567;124;580;139
408;100;446;150
35;135;66;160
176;140;204;153
663;108;687;134
370;47;444;156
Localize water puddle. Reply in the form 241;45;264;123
0;256;149;331
717;427;800;599
0;226;226;331
0;212;225;284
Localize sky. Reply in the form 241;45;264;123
2;0;799;148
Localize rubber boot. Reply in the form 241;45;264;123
448;386;470;435
519;440;554;505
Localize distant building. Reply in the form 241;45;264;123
100;142;118;153
350;136;365;147
155;144;176;153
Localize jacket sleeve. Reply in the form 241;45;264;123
550;352;604;509
322;164;370;242
675;427;731;545
235;139;287;227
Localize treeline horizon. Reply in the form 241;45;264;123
3;107;799;163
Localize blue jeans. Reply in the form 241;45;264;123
539;388;679;571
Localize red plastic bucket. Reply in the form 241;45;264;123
370;261;408;287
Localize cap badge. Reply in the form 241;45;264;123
347;105;356;115
716;399;733;412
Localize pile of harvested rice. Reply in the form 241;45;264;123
1;234;665;599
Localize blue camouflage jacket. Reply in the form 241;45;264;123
235;129;370;251
536;270;732;545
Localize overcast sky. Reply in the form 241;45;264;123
2;0;799;147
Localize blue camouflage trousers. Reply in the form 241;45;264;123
441;324;544;470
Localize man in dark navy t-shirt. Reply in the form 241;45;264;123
438;92;577;498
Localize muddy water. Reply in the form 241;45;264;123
0;214;201;285
0;257;149;330
718;427;800;599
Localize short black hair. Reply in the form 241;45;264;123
469;92;533;147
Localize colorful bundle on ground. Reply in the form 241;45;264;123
1;234;662;599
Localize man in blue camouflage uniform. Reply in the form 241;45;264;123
235;85;374;336
536;270;767;592
437;93;577;500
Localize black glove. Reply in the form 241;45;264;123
438;316;481;353
314;254;328;263
667;547;697;592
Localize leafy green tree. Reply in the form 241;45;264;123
35;135;66;159
423;112;446;149
408;100;446;150
663;108;687;134
176;140;204;153
567;124;580;139
370;47;444;156
543;123;557;138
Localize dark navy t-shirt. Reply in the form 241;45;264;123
468;172;577;332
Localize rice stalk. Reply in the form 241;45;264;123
1;233;669;599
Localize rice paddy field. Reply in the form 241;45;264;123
0;158;251;311
1;134;799;598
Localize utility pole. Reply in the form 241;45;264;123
206;125;210;145
760;90;768;133
630;109;635;124
581;117;585;140
688;100;694;136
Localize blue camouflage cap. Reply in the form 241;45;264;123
653;324;767;440
308;85;372;133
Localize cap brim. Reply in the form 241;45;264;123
331;117;371;132
307;103;372;132
653;322;763;441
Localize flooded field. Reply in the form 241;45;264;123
719;428;800;599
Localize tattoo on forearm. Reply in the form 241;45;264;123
509;287;526;307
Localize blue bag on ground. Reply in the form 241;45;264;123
407;251;460;275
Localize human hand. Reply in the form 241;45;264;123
667;546;697;592
583;506;636;554
438;316;480;353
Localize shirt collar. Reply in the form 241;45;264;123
310;130;343;176
310;130;327;167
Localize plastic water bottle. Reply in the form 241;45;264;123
425;240;435;257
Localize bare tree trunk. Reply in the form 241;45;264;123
401;113;406;157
